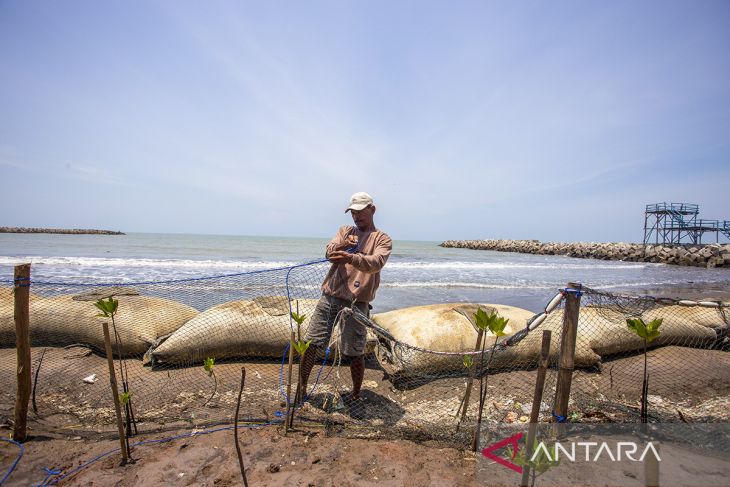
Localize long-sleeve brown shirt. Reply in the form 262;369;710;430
321;225;392;303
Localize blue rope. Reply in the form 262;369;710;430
39;422;277;486
37;467;62;487
15;259;330;288
552;411;567;423
278;344;330;408
0;438;25;486
563;287;583;297
305;347;330;400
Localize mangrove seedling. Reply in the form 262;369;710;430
291;310;307;341
120;391;133;406
203;357;218;406
509;439;560;487
95;297;137;437
626;317;663;423
472;308;510;451
455;354;476;424
290;309;311;423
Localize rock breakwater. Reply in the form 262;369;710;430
439;239;730;268
0;227;124;235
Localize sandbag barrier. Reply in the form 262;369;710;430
1;262;729;447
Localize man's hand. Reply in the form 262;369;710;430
328;250;354;264
335;234;358;251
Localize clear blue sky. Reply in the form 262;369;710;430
1;1;728;242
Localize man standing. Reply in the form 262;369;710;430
299;192;392;402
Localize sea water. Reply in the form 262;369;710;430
1;232;729;312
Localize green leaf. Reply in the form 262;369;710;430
94;297;119;318
462;355;473;369
473;308;510;336
93;301;110;317
645;318;663;343
626;318;663;343
290;311;307;326
203;357;215;375
474;307;490;331
293;340;311;356
119;391;132;405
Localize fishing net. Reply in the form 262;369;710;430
1;261;728;447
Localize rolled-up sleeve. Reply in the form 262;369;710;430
350;233;392;273
325;226;351;258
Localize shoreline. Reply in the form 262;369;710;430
440;239;730;269
0;226;124;235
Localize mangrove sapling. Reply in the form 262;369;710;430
455;355;474;432
289;339;311;428
288;308;309;428
289;310;308;399
457;320;485;425
32;347;48;414
202;357;218;406
626;317;663;423
509;439;560;487
234;366;249;487
95;297;137;436
472;308;510;452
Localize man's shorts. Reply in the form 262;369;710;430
304;294;370;357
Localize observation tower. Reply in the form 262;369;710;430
644;203;729;244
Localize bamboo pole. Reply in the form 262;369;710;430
553;283;581;437
285;331;295;434
521;330;552;487
103;322;129;464
13;263;31;442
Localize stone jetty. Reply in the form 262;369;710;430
0;227;124;235
439;239;730;268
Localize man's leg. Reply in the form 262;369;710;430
298;295;338;403
347;354;365;400
342;302;369;400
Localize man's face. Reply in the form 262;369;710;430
351;205;375;230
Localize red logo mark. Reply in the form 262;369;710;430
481;432;523;474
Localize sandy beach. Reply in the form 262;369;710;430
2;338;729;485
1;234;729;485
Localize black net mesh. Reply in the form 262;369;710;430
1;264;728;447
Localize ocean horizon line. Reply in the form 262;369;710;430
1;229;447;244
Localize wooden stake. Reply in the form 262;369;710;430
13;263;31;442
521;330;552;487
553;282;581;437
285;331;295;434
103;322;129;464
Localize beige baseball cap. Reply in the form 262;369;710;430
345;192;374;212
